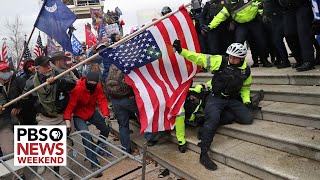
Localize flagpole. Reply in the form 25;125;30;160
15;0;47;71
3;3;191;108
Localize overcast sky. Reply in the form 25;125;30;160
0;0;193;50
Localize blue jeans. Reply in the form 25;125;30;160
73;111;110;167
111;97;138;152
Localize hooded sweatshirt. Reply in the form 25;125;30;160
63;77;109;120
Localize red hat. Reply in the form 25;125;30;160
0;62;10;71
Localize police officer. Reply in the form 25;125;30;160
264;0;291;68
225;0;273;67
200;0;233;55
279;0;315;71
175;84;207;153
173;40;253;170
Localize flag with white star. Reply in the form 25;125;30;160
100;6;200;133
101;30;162;74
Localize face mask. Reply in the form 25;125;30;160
0;71;13;81
86;81;97;93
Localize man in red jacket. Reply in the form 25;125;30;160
64;71;110;178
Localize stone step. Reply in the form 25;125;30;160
173;127;320;180
194;67;320;86
251;84;320;105
217;119;320;161
257;101;320;129
110;122;257;180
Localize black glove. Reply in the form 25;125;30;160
245;103;254;111
173;39;182;54
200;24;210;33
67;127;71;136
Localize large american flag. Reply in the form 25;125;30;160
100;6;200;133
1;40;9;64
34;34;45;57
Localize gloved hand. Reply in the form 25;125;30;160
67;127;72;136
105;116;112;127
173;39;182;54
200;24;210;33
245;103;254;111
262;15;271;24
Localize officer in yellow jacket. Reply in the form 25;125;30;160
173;40;253;171
225;0;273;67
175;84;207;153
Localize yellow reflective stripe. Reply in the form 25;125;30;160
221;8;229;18
206;54;211;70
190;100;202;121
242;83;251;87
177;112;185;117
233;1;253;14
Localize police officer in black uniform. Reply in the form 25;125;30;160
279;0;315;71
263;0;291;69
200;0;233;55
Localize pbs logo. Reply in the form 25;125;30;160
49;128;63;141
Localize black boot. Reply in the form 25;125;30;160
262;60;273;67
200;153;217;171
276;61;291;69
292;62;303;68
296;62;315;72
251;90;265;109
251;62;259;68
178;143;187;153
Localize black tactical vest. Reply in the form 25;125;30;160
211;57;250;98
225;0;253;13
204;1;225;24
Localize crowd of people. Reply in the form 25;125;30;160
0;0;319;179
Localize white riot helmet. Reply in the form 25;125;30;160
226;43;247;58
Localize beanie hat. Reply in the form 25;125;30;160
86;71;100;82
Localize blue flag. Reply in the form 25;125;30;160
98;15;107;42
35;0;76;53
71;34;82;56
99;30;161;74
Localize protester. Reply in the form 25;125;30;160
23;56;75;178
64;71;110;178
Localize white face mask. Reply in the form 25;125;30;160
0;71;13;81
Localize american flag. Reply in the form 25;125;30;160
18;41;32;70
100;6;200;133
34;34;45;57
1;40;9;65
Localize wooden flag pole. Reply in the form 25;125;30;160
3;3;191;108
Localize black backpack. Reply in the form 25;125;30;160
55;78;76;113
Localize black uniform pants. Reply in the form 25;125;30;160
207;25;233;55
235;16;268;62
199;94;253;153
283;3;314;63
271;13;289;63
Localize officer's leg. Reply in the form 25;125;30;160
227;99;254;125
283;8;303;67
199;95;226;171
249;17;272;67
235;23;249;44
175;109;187;153
272;14;290;68
207;30;221;54
296;3;315;71
247;37;260;67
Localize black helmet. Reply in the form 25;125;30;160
161;6;172;16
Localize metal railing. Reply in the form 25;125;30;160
0;130;146;180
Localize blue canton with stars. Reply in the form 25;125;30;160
100;30;162;74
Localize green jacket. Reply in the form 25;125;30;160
180;49;252;103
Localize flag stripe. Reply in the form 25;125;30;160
110;7;200;133
155;21;183;86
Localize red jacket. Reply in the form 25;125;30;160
64;77;109;120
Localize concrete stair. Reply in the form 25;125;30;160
110;122;258;180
